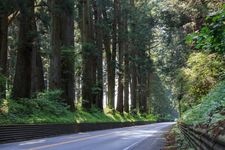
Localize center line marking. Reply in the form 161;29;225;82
28;132;113;150
28;124;157;150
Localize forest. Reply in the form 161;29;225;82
0;0;224;127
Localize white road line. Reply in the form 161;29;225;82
19;140;46;146
28;132;114;150
123;138;146;150
122;123;172;150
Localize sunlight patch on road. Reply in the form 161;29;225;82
19;140;46;146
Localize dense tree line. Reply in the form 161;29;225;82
0;0;174;117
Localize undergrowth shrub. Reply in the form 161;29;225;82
0;90;158;124
0;90;72;124
182;81;225;125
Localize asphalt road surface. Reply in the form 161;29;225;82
0;122;175;150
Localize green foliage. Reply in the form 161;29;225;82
74;108;157;123
182;81;225;125
0;90;72;124
150;73;176;119
0;91;157;124
179;52;225;109
176;4;225;125
0;74;6;87
186;5;225;54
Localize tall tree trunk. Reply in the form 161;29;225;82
108;50;116;110
49;0;61;90
76;75;82;103
131;65;137;113
103;1;117;110
0;14;8;99
12;0;34;99
61;5;75;111
31;23;45;95
93;0;103;110
124;55;129;113
80;0;94;109
89;1;97;108
147;72;153;114
136;69;141;113
116;0;124;113
104;34;115;109
139;72;147;113
49;0;75;111
130;0;137;114
124;8;129;113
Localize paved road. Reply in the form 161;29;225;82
0;122;175;150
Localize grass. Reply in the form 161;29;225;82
0;91;157;125
0;104;157;125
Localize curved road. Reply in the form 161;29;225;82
0;122;174;150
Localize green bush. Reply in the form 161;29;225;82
182;81;225;125
34;90;70;116
186;5;225;54
0;90;73;124
180;52;225;108
0;90;158;124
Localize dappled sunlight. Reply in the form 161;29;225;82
0;99;9;114
114;129;167;140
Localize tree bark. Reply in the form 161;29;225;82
0;14;8;99
93;0;103;110
80;0;95;109
49;0;62;90
12;0;35;99
131;65;137;113
124;8;129;113
147;72;153;114
101;1;116;110
103;1;117;110
139;72;147;113
116;0;124;113
61;4;76;111
31;23;45;95
130;0;137;114
49;0;75;111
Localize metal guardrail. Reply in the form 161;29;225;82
0;121;152;144
179;123;225;150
